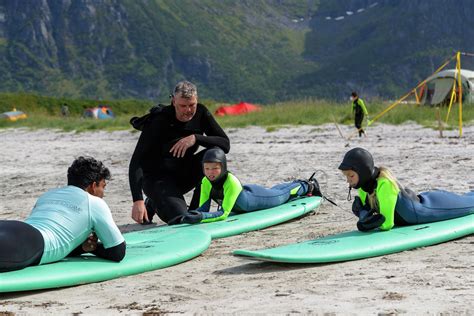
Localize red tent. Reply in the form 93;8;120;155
214;102;261;116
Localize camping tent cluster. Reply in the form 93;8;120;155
83;105;115;119
1;110;27;121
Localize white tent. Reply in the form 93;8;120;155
420;69;474;105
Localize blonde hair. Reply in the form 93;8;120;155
367;166;399;210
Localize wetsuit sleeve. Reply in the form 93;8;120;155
196;178;212;212
69;240;126;262
92;241;126;262
195;200;211;212
376;178;399;230
358;99;369;115
199;177;212;207
358;189;368;207
200;174;243;223
128;123;154;201
195;106;230;153
67;237;126;262
90;197;125;248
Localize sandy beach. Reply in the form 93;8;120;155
0;123;473;315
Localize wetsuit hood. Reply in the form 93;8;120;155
338;147;379;191
202;147;228;183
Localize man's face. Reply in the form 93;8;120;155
88;179;107;198
173;95;197;122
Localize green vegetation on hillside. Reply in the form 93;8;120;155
1;1;472;102
0;0;320;103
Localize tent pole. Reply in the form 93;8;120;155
445;78;457;123
414;88;420;104
456;52;463;137
436;107;443;138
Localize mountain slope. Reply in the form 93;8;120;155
0;0;472;102
0;0;318;102
299;0;474;99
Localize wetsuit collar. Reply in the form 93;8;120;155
209;171;228;189
361;167;379;194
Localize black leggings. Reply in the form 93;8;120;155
144;151;206;224
0;220;44;272
355;113;365;136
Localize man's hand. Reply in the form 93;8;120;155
131;200;148;224
170;135;196;158
82;233;98;252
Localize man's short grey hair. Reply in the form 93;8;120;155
173;81;198;99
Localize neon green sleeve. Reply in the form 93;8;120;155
199;177;212;209
358;178;399;230
358;99;369;115
358;189;368;206
376;178;400;230
200;173;243;223
221;174;243;216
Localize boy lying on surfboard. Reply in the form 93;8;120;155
180;148;322;224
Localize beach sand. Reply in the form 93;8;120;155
0;123;473;315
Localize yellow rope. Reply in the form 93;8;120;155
368;53;457;126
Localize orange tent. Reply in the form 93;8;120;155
214;102;261;116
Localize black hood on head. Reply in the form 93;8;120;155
202;147;228;182
338;147;379;191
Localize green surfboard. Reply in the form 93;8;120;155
125;196;321;242
234;214;474;263
0;229;211;293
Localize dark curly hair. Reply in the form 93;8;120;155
67;156;111;189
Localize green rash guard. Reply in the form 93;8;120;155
358;177;400;230
198;173;243;223
353;98;369;115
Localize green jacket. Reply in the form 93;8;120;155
358;177;400;230
197;172;243;223
352;98;368;115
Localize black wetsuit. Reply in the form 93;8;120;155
129;103;230;224
0;219;125;272
352;98;367;137
0;221;44;272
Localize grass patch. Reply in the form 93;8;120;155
1;93;473;132
209;100;474;131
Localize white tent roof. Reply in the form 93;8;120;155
421;69;474;105
426;69;474;86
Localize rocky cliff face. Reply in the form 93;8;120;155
0;0;472;102
0;0;158;98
